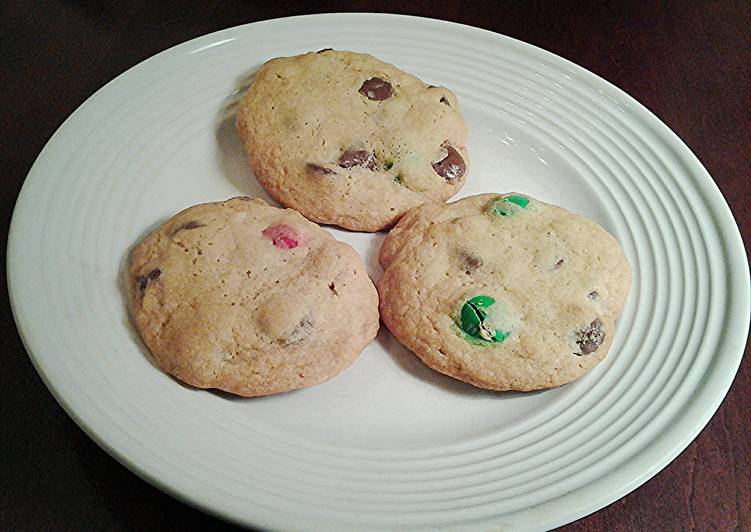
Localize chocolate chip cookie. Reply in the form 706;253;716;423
130;197;379;397
378;193;631;391
236;50;469;232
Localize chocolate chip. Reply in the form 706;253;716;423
588;290;599;300
316;48;333;53
338;149;376;170
306;163;337;176
359;77;394;101
136;268;161;296
172;220;205;235
136;276;148;294
554;258;565;269
440;96;451;106
328;282;338;295
283;314;314;344
463;252;483;274
575;318;605;355
431;145;465;181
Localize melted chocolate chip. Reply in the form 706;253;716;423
431;145;465;181
181;220;204;230
359;77;394;101
136;268;161;296
463;253;483;274
284;314;315;344
338;149;376;170
306;163;337;176
554;258;565;269
172;220;205;235
588;290;599;300
440;96;451;106
575;318;605;355
316;48;333;53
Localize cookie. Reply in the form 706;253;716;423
378;193;631;391
129;197;379;397
236;49;469;232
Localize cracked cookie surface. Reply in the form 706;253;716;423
378;193;631;391
129;197;379;397
236;50;469;232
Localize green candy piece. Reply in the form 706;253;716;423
468;294;495;309
384;161;394;170
490;194;530;217
505;194;529;208
460;295;510;343
393;174;403;184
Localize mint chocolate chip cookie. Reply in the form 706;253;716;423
378;193;631;391
236;50;469;232
130;197;379;397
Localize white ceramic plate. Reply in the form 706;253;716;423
8;13;750;531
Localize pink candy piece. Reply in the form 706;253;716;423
262;224;303;249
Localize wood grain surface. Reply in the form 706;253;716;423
1;1;748;530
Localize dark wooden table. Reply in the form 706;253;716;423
2;2;749;530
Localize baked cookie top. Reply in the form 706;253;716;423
236;49;469;232
130;197;379;397
378;193;631;391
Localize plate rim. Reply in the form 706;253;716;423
7;12;750;531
